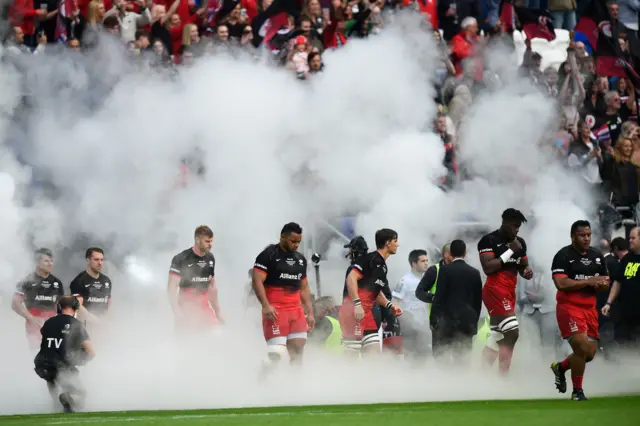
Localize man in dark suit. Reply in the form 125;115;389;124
430;239;483;364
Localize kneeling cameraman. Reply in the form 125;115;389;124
34;296;96;413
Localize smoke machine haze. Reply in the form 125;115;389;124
0;11;638;416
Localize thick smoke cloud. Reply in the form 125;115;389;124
0;12;638;416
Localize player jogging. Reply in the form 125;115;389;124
252;222;315;375
478;208;533;375
168;225;223;332
339;229;403;358
34;296;96;413
550;220;609;401
69;248;113;327
12;248;64;350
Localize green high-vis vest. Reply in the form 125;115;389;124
427;263;440;320
324;316;344;355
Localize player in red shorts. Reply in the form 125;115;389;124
340;229;403;358
252;222;315;377
550;220;609;401
11;248;64;351
168;225;224;333
477;208;533;375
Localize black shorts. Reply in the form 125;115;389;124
34;358;82;393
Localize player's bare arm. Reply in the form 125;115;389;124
376;292;403;316
81;339;97;360
479;251;503;275
552;274;604;292
11;294;42;325
207;276;223;323
346;269;365;320
252;269;277;320
299;278;315;330
518;256;534;280
167;273;181;315
601;280;620;316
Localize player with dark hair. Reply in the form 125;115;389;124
478;208;533;375
12;248;64;350
168;225;223;332
550;220;609;400
69;247;113;328
34;296;96;413
392;249;429;357
252;222;314;376
339;228;403;358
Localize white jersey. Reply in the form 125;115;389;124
392;272;428;325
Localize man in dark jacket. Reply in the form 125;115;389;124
430;239;483;364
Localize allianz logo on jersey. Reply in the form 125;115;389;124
87;297;108;303
574;274;599;280
191;276;212;283
505;257;521;264
35;295;56;301
279;273;302;280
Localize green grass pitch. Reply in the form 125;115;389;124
1;396;640;426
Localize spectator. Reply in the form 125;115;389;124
449;16;482;81
596;88;636;148
618;0;639;38
438;0;480;42
104;0;152;43
8;0;48;48
307;50;324;75
517;264;563;359
567;120;603;187
600;137;640;212
548;0;577;31
303;0;327;35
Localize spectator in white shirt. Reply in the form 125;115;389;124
105;0;152;43
392;249;430;359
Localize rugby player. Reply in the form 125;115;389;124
70;248;113;327
339;229;403;358
550;220;609;400
478;208;533;375
168;225;223;332
252;222;315;374
12;248;64;350
34;296;95;413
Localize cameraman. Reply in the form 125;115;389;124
34;296;96;413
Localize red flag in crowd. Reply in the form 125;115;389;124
575;0;640;80
515;8;556;41
250;0;302;48
498;1;555;41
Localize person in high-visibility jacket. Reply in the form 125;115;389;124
307;296;343;355
414;244;453;356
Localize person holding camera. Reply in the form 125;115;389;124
34;296;96;413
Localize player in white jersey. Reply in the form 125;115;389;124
392;249;430;358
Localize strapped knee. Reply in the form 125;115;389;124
362;332;381;350
264;344;288;364
487;329;504;351
342;339;362;353
498;317;520;342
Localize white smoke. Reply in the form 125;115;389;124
0;12;637;416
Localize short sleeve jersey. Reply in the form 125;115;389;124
551;245;607;308
611;251;640;316
169;248;215;294
348;251;389;309
15;273;64;312
69;271;112;315
253;244;307;309
37;314;90;369
477;230;527;290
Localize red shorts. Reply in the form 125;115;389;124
262;305;308;343
482;285;516;317
338;303;378;340
176;293;218;331
556;303;599;340
25;310;56;350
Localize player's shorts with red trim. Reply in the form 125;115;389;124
482;284;516;317
176;290;218;330
262;305;308;341
25;309;56;349
556;303;599;340
338;302;378;340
